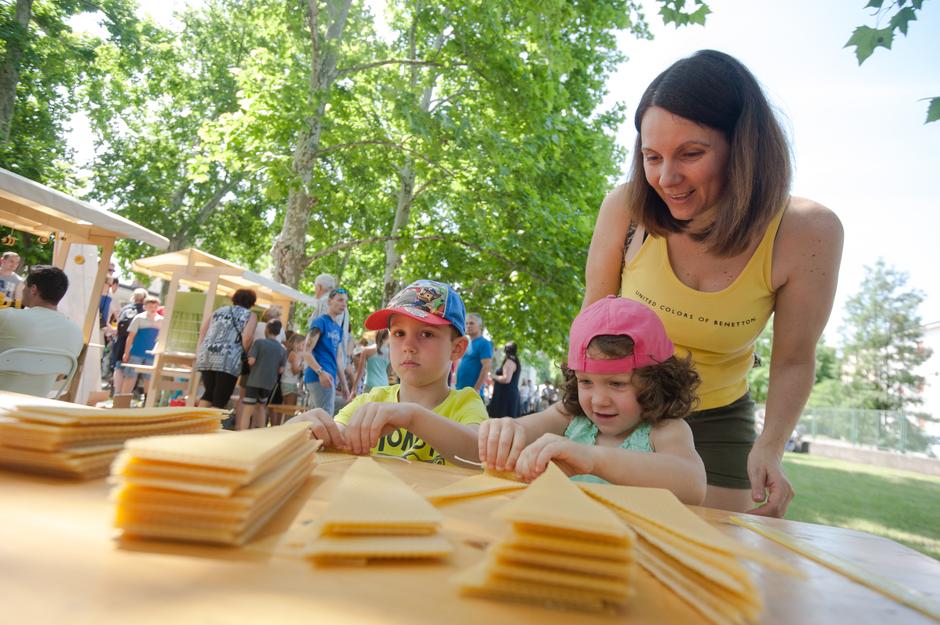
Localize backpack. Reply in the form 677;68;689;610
116;303;142;339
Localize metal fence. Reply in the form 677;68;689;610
791;406;938;456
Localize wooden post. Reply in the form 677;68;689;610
66;238;113;403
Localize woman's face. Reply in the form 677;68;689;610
639;106;731;228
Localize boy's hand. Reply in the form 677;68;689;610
286;408;347;450
344;402;419;455
478;417;526;472
317;371;334;388
515;433;595;482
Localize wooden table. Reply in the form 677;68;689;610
2;453;938;625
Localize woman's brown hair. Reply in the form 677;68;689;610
561;334;700;424
627;49;791;257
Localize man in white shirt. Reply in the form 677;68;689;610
0;265;84;397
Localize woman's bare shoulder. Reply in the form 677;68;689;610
781;196;843;239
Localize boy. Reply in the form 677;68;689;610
121;295;163;396
289;280;485;465
240;319;287;430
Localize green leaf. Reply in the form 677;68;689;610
844;25;894;64
864;0;884;8
925;97;940;124
889;7;917;36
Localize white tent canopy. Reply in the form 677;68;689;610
0;168;168;249
0;167;169;402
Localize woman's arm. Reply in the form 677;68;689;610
751;199;844;517
352;346;376;391
197;314;212;348
583;184;632;309
491;358;517;384
241;313;257;351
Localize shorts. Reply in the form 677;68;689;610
243;385;272;405
685;393;757;489
200;370;238;409
118;354;154;379
281;382;300;396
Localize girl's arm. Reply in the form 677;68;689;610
352;346;375;393
517;420;706;505
289;351;303;375
478;401;572;471
491;358;516;384
583;184;631;310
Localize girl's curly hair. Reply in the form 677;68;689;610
561;334;700;424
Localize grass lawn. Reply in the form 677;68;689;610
782;453;940;561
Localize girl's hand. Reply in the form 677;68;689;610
478;417;527;472
515;433;596;482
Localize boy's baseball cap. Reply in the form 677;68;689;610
567;296;674;374
364;280;467;336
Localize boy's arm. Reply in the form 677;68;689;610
343;402;480;463
123;330;137;362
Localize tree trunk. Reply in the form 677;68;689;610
381;19;445;304
271;0;351;289
0;0;34;143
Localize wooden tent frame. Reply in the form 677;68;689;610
131;247;317;407
0;167;169;401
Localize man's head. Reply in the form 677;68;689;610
465;313;483;338
363;280;469;389
23;265;69;308
327;287;348;317
314;273;336;297
1;251;20;273
144;295;160;314
132;288;148;304
266;319;282;338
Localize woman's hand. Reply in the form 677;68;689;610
515;433;596;482
747;443;794;517
478;417;527;472
287;408;347;451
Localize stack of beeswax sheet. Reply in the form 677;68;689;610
424;471;527;505
306;456;452;562
580;482;800;625
454;462;636;613
111;422;318;546
0;391;223;479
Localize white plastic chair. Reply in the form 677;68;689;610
0;347;78;398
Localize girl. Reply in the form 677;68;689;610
477;296;706;505
280;333;306;409
353;329;391;393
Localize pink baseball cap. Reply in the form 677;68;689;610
567;296;674;374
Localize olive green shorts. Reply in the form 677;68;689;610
685;394;756;489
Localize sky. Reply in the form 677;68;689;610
70;0;940;343
604;0;940;342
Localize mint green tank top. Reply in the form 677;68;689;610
564;415;653;484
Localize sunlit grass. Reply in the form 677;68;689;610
783;453;940;561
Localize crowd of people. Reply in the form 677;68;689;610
0;51;845;518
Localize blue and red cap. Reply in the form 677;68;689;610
364;280;467;336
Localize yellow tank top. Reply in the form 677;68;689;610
620;210;785;410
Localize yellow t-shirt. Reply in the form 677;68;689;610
334;385;487;465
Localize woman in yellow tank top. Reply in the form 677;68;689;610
582;51;843;517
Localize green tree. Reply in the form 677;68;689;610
840;258;932;410
844;0;938;123
0;0;139;186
